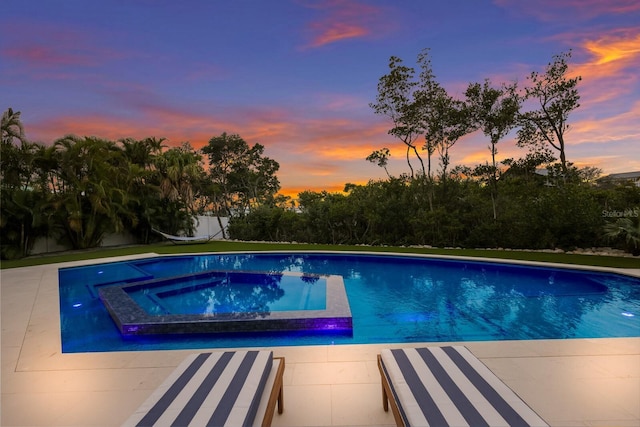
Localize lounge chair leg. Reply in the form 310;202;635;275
277;384;284;414
378;354;390;412
381;382;389;411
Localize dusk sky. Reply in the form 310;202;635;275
2;0;639;198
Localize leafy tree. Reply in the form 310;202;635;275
345;178;412;245
121;136;165;166
154;142;206;236
600;184;640;255
501;151;556;184
48;135;136;249
518;51;581;174
296;190;352;244
413;50;474;207
535;184;603;249
466;80;520;219
119;137;166;243
1;109;53;258
426;94;472;185
201;133;280;238
604;217;640;255
365;147;392;178
1;108;26;145
370;56;425;177
414;48;444;183
238;145;280;210
1;143;50;258
228;205;301;242
157;143;202;207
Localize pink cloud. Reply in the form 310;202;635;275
26;115;143;144
1;21;129;83
23;96;387;161
23;97;233;149
561;28;640;118
570;101;640;145
185;63;229;82
307;22;368;47
2;44;97;68
300;0;389;48
494;0;640;21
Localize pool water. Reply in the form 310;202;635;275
58;252;640;353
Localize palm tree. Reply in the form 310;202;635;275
1;108;26;145
603;217;640;256
154;143;205;235
120;137;166;243
0;109;53;259
0;139;52;258
120;136;165;167
50;135;135;249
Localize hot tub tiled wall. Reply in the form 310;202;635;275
99;272;352;335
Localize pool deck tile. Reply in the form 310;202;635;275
1;254;639;426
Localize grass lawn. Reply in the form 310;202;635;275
1;240;638;269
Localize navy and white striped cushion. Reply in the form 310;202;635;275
380;346;549;427
124;350;273;427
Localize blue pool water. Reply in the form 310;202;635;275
58;252;640;353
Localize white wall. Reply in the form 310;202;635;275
29;216;229;255
193;215;229;238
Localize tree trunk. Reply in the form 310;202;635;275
216;214;227;239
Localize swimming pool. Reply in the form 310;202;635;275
58;252;640;353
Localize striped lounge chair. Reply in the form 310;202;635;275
378;346;549;427
123;350;284;427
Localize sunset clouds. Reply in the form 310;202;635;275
494;0;640;21
1;1;638;198
300;0;389;48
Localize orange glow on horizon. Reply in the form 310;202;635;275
312;143;376;161
277;182;357;200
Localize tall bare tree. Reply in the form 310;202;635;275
466;79;520;219
518;51;581;175
370;56;425;178
415;50;474;187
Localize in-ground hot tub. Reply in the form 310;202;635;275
99;269;353;335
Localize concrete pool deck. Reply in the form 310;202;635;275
1;254;639;426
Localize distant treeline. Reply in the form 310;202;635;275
228;164;640;255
